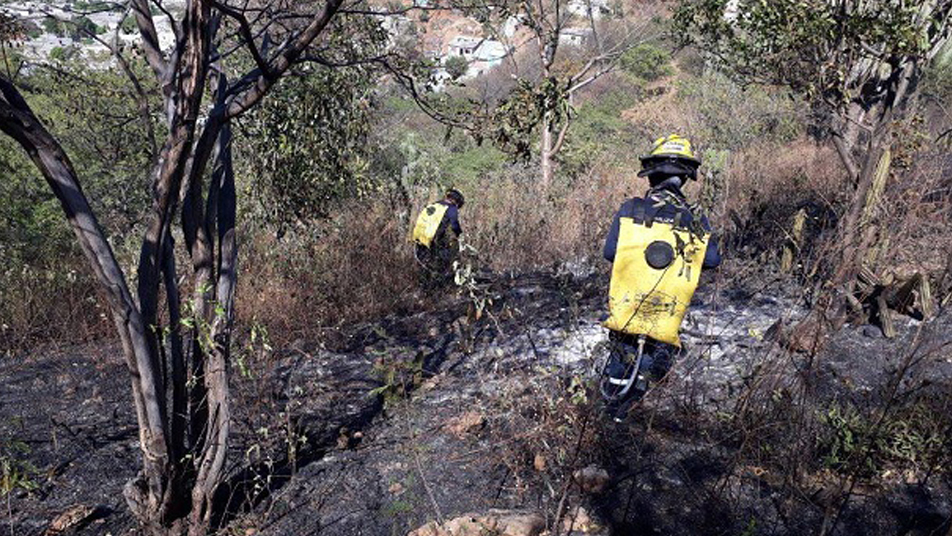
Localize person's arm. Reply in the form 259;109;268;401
700;215;721;269
603;204;625;262
447;205;462;236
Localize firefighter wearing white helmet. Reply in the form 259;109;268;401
599;135;721;421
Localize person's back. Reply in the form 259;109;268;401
599;135;721;420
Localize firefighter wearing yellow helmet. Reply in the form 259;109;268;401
599;135;721;421
412;188;465;286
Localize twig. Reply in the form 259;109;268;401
414;447;443;524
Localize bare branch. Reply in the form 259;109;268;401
212;0;274;79
224;0;344;119
130;0;169;80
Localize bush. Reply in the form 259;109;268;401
42;17;66;37
618;43;673;82
48;46;79;62
444;55;469;80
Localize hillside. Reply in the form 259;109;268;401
4;273;952;534
1;1;951;536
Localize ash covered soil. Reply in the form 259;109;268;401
2;271;951;535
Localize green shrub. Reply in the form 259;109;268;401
444;55;469;80
619;43;674;82
816;402;949;478
677;72;803;149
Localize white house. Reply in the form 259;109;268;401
444;36;511;79
566;0;609;20
447;35;483;58
559;27;593;47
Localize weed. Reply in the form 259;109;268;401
369;351;425;407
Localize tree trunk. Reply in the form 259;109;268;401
788;59;921;354
0;78;177;532
3;0;342;532
540;108;554;189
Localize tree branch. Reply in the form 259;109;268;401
211;0;274;79
130;0;169;80
224;0;345;119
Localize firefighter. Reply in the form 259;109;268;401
601;135;721;421
411;188;465;285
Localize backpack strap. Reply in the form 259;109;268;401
633;202;649;227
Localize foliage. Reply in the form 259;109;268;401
25;63;157;240
483;77;572;161
673;0;937;108
73;0;122;12
0;59;157;349
41;15;103;40
369;351;425;407
618;43;673;82
817;402;949;478
439;143;505;184
240;59;381;226
49;45;79;62
444;55;469;81
119;14;137;34
0;440;37;497
922;41;952;109
71;15;105;37
42;17;66;37
676;71;803;149
558;83;640;176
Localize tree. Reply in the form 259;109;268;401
505;0;662;187
379;0;660;188
241;55;381;228
476;0;660;188
445;54;469;80
0;0;385;534
674;0;952;349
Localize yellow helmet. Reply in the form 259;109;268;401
639;134;701;166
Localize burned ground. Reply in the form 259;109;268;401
2;272;951;535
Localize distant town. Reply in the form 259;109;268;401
1;0;611;82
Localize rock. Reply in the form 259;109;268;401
861;324;884;339
408;511;545;536
45;504;108;535
533;453;546;472
444;411;486;438
561;506;603;534
573;465;610;493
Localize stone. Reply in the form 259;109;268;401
45;504;105;535
561;506;602;534
533;453;546;472
444;411;486;438
861;324;883;339
573;465;610;493
408;511;545;536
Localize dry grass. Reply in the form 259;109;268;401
8;138;943;352
236;202;420;344
0;257;112;354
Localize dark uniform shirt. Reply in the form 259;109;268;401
437;200;463;237
603;189;721;268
